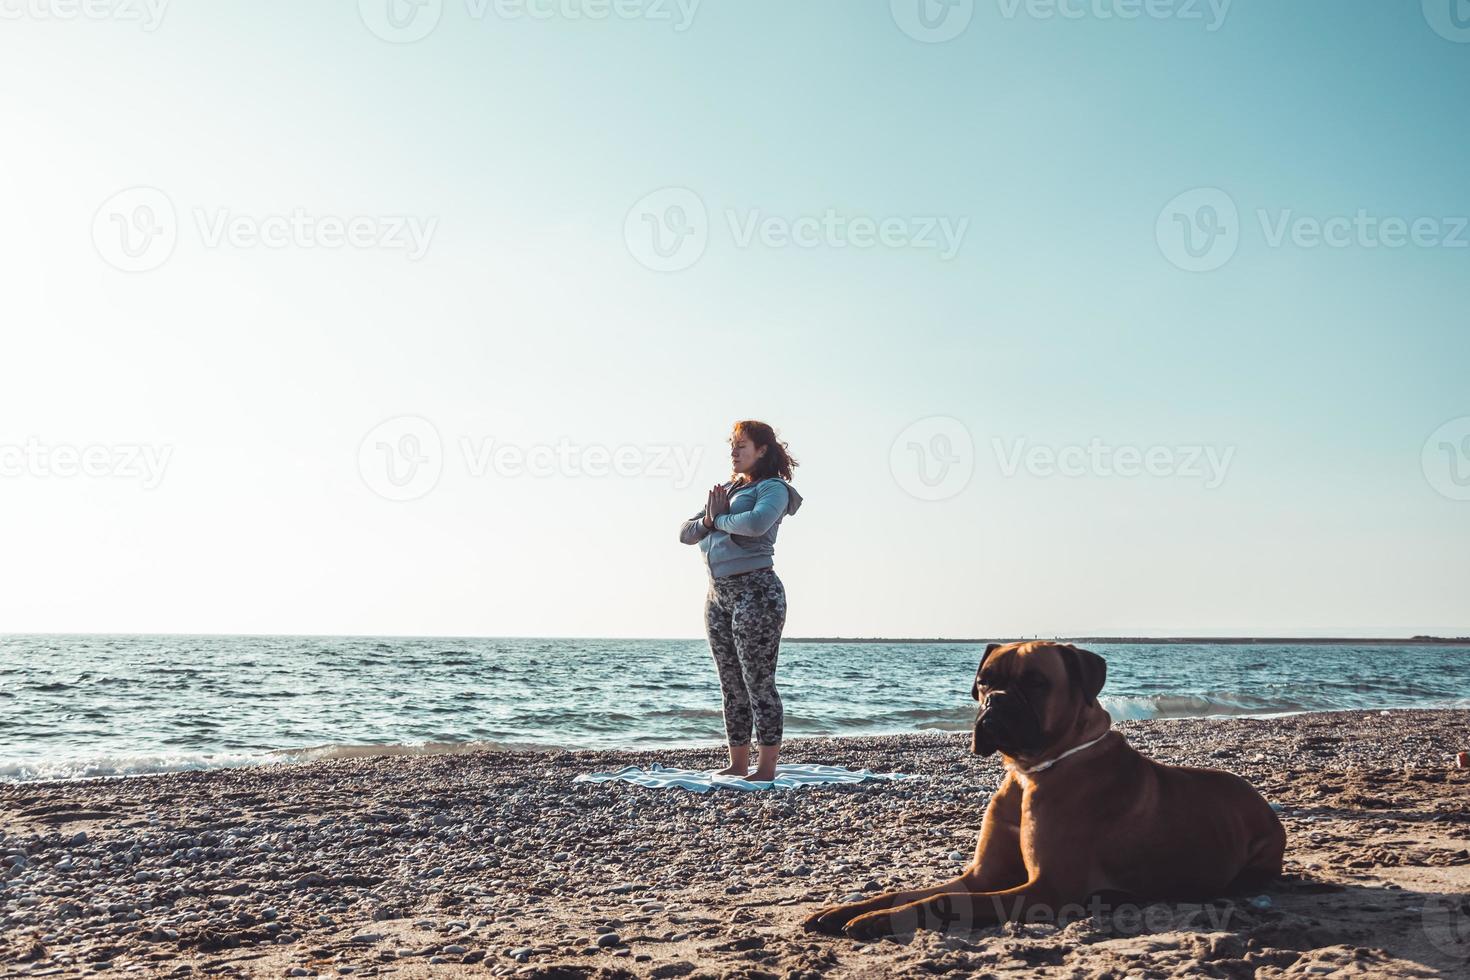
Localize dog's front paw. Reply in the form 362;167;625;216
803;903;866;935
842;909;896;941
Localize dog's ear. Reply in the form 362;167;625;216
1059;644;1107;703
969;642;1003;701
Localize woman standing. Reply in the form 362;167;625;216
679;421;803;781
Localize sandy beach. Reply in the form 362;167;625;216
3;709;1468;979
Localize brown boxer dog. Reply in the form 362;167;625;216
803;641;1285;940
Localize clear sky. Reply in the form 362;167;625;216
1;1;1467;638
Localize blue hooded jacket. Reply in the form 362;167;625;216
678;477;804;579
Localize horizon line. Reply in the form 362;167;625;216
2;631;1468;644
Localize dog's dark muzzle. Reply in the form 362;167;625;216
971;691;1044;757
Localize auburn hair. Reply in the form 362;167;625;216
729;420;798;484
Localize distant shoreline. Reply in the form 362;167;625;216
786;636;1470;645
5;632;1468;645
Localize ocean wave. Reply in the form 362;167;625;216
0;750;282;784
868;706;975;731
0;739;575;784
1100;693;1308;721
642;707;724;721
272;739;572;762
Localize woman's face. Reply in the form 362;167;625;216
730;433;767;477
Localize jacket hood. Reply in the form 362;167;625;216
774;479;803;516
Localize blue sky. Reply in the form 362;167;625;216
0;1;1466;637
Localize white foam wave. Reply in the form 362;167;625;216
1100;693;1307;722
0;740;573;784
274;739;568;762
0;750;282;784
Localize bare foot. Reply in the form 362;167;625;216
717;745;751;777
752;743;780;783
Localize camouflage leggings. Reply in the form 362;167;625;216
705;567;787;747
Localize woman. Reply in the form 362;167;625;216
679;420;803;782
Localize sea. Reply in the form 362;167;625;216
2;635;1468;783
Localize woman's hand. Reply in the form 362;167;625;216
704;483;730;527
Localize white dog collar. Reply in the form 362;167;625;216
1007;732;1111;777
